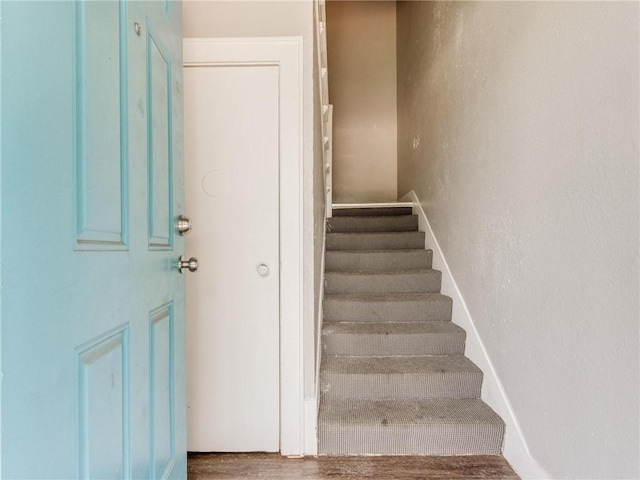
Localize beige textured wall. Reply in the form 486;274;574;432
182;0;323;402
327;1;397;203
397;2;639;478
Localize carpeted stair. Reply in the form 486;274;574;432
318;205;505;456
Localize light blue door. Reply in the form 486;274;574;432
1;1;186;478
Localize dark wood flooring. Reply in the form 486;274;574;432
188;453;520;479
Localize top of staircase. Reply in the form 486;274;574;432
333;202;413;209
332;203;414;217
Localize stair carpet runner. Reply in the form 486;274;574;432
318;206;505;456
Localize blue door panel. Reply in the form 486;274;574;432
77;325;130;479
1;1;186;478
75;0;128;249
150;303;176;478
147;27;174;251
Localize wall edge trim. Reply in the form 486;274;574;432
304;210;326;456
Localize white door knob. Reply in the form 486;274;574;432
257;263;270;277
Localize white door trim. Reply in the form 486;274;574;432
183;37;304;456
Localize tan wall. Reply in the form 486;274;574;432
397;2;639;478
182;0;323;403
327;1;397;203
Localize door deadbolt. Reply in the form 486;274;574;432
177;215;192;236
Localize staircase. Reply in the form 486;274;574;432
318;206;505;456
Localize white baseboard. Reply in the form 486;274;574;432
400;190;550;480
303;398;318;456
304;212;327;456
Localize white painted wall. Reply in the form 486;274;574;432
397;2;639;479
326;1;397;203
183;0;325;452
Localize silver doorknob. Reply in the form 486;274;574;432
178;256;198;273
257;263;270;276
177;215;192;236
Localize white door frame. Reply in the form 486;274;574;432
183;37;304;456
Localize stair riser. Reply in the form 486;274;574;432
333;207;413;217
318;424;504;456
322;332;465;356
326;250;433;271
324;297;453;322
320;372;482;400
325;271;442;295
327;215;418;233
327;232;425;251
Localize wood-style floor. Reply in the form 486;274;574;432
188;453;520;479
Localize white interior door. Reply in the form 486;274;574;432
184;63;280;452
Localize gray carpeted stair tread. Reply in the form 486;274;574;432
318;398;505;455
327;215;418;233
324;293;453;323
327;231;425;251
333;207;413;217
323;321;465;336
322;322;466;356
325;269;442;294
320;356;482;400
324;293;449;302
326;249;433;271
319;398;503;427
325;268;436;275
321;355;481;375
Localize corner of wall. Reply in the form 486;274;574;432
399;190;552;480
